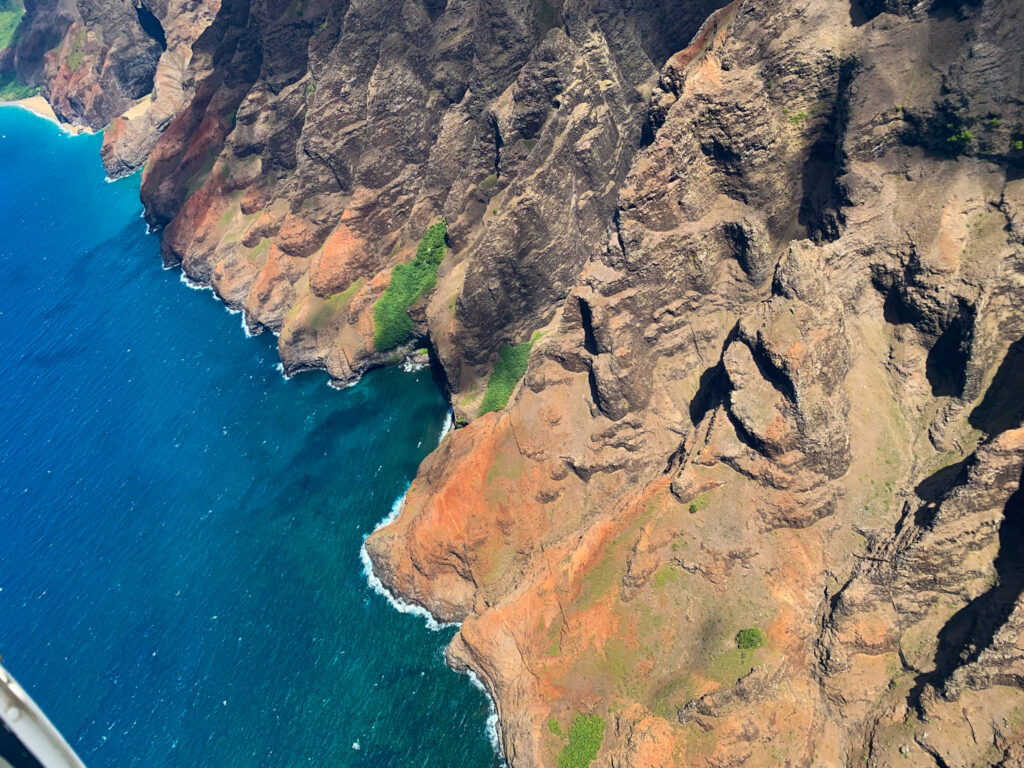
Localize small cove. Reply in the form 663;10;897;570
0;107;498;768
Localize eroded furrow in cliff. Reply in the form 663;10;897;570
3;0;1024;765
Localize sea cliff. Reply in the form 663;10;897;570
3;0;1023;765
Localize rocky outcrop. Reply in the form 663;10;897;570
100;0;221;177
5;0;1024;765
130;0;731;385
3;0;218;171
370;0;1024;764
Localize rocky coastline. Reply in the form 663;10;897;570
3;0;1023;765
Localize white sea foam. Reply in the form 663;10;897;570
464;670;507;766
0;102;86;137
401;357;428;373
439;410;454;441
359;410;506;763
239;313;256;339
179;270;214;293
359;492;456;632
327;378;360;390
176;270;260;338
359;415;455;628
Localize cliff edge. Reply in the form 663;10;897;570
3;0;1023;765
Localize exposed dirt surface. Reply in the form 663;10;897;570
4;0;1024;765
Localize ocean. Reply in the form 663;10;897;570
0;106;498;768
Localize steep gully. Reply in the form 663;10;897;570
3;0;1024;765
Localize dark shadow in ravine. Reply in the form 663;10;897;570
924;300;974;398
970;335;1024;437
908;465;1024;711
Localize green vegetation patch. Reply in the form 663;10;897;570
0;71;38;100
0;8;24;50
688;491;711;514
900;100;1017;160
478;334;538;415
556;714;606;768
67;27;86;73
574;549;619;611
652;564;682;590
372;220;447;351
735;627;766;650
185;153;217;196
548;717;563;737
309;278;362;330
246;237;272;262
599;638;633;686
649;674;695;719
708;647;758;686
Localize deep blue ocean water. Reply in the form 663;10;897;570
0;107;498;768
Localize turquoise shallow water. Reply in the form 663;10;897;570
0;107;498;768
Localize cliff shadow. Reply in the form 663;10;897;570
969;335;1024;437
798;59;856;243
135;4;167;51
925;300;974;398
908;464;1024;710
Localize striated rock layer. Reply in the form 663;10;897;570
4;0;1024;765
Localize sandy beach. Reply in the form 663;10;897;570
0;95;91;135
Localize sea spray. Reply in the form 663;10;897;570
177;270;258;338
363;410;451;617
359;409;507;767
438;409;454;440
2;105;496;768
465;670;507;767
360;410;454;627
359;491;456;632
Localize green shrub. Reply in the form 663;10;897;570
556;714;605;768
735;627;766;650
946;128;974;150
548;717;563;737
688;492;711;515
478;336;536;415
67;28;85;73
372;220;447;351
0;9;23;50
0;71;38;101
1013;140;1024;151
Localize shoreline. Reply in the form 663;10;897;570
7;95;505;764
359;413;508;765
0;96;92;135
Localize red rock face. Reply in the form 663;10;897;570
310;224;372;297
7;0;1024;765
373;1;1024;764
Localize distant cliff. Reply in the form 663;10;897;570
3;1;1023;765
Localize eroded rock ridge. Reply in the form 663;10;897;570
3;0;1023;765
